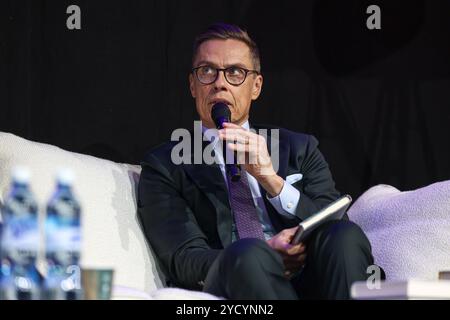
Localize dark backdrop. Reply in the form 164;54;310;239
1;0;449;199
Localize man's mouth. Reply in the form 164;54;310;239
210;99;232;108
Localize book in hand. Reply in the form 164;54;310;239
290;195;352;245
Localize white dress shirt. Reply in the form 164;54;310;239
202;121;300;241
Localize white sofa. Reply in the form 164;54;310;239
0;132;219;300
1;131;449;298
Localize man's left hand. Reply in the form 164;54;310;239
267;226;307;278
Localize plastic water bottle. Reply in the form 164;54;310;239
44;169;82;300
0;167;41;300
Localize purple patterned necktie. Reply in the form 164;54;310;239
227;167;265;240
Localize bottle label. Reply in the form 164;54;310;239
46;217;81;267
0;214;40;300
1;215;39;258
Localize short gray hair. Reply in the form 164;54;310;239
192;22;261;73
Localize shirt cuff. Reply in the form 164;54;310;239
266;180;300;216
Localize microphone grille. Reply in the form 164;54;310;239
211;102;231;126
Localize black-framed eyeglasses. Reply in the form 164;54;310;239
192;65;260;86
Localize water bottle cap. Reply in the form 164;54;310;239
57;168;75;186
11;166;31;184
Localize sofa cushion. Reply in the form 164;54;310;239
0;132;165;297
348;182;450;281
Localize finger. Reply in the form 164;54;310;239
235;147;248;165
272;241;297;255
286;243;307;255
227;142;253;153
219;128;253;139
278;242;304;256
222;122;246;130
228;144;255;166
219;132;252;144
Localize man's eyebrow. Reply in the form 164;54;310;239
224;62;249;69
195;60;216;67
194;61;250;69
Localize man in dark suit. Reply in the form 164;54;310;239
138;23;378;299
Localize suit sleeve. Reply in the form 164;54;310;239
293;135;341;220
137;153;221;290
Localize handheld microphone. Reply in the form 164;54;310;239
211;103;241;181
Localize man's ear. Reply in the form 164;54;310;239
251;74;263;100
189;73;196;98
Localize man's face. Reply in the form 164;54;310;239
189;39;263;128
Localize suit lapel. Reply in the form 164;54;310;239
183;139;233;246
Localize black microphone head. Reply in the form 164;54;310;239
211;102;231;129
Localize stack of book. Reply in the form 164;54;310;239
351;278;450;300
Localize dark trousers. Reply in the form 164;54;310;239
203;220;381;299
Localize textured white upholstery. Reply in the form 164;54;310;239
348;182;450;281
0;132;166;298
0;132;221;299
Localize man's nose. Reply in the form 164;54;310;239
213;70;228;91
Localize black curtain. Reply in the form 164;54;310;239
1;0;449;199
